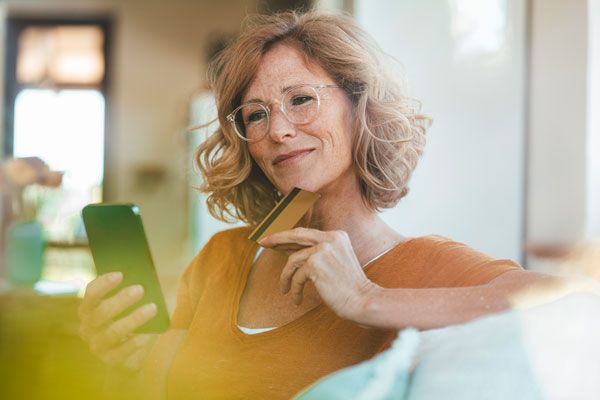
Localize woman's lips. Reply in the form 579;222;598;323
273;149;315;167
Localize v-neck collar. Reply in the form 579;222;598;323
229;233;417;343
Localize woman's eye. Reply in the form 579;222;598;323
246;110;267;123
290;95;314;106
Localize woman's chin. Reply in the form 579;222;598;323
276;181;319;195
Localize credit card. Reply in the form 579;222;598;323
248;187;321;242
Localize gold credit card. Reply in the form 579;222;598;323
248;187;321;242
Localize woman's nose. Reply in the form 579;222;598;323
267;105;296;142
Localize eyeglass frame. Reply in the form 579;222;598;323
225;83;340;142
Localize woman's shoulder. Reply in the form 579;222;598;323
373;234;521;288
205;225;254;246
394;234;514;261
387;234;472;258
179;226;255;292
183;226;255;274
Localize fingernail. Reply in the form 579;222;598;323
108;272;123;282
143;303;157;316
128;285;144;296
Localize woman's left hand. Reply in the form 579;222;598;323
258;227;378;321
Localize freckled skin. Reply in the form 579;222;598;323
244;43;357;197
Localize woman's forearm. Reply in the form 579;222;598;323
355;284;511;330
353;271;600;330
100;334;161;399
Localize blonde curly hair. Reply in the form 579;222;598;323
195;10;432;227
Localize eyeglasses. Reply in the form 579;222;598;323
226;84;339;142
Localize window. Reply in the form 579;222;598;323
3;17;111;290
4;18;110;242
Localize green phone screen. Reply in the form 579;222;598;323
82;203;170;333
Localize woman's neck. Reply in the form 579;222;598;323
296;181;405;266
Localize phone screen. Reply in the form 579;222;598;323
82;203;170;333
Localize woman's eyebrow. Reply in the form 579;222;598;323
243;84;307;104
244;97;264;103
281;84;302;92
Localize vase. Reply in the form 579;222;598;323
6;220;45;285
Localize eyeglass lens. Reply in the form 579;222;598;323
233;86;320;141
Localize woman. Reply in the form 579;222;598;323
78;10;597;399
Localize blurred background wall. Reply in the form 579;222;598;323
355;0;527;263
528;0;588;247
587;0;600;239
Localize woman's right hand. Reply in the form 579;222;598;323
78;271;159;371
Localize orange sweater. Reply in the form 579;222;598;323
159;227;520;399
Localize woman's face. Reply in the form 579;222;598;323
243;42;356;195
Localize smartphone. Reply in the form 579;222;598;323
82;203;170;333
